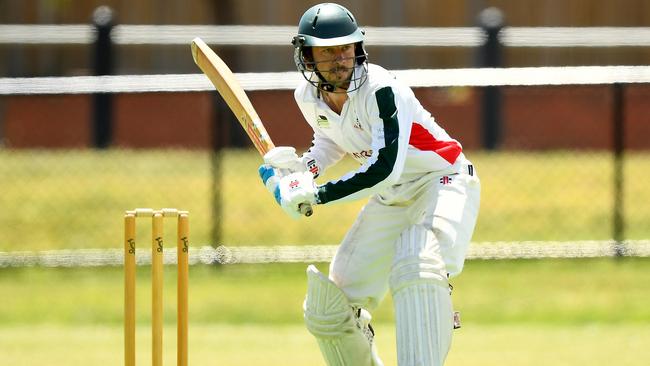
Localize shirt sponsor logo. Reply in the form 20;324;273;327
352;150;373;160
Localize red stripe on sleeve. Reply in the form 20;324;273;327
408;122;462;164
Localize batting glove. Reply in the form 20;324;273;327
278;171;319;219
263;146;304;172
264;146;321;179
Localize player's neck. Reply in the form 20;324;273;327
321;90;348;115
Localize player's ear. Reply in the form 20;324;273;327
354;42;367;65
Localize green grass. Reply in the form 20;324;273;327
0;149;649;251
2;148;649;364
2;323;648;366
2;258;649;326
0;258;649;365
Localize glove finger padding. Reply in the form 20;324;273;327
263;146;305;172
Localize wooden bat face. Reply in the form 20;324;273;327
191;37;275;155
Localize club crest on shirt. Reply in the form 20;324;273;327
316;115;330;128
440;176;453;185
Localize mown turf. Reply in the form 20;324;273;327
1;257;649;365
1;258;649;326
1;149;648;365
1;323;648;366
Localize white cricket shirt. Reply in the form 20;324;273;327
295;63;469;204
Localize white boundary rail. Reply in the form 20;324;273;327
1;241;649;267
1;25;650;47
1;65;650;95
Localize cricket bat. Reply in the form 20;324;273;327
191;37;313;216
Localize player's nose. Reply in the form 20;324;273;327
333;47;348;60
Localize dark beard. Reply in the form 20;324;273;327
323;67;352;91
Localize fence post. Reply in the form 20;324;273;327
612;83;625;256
210;0;241;248
92;6;115;148
477;7;504;150
210;96;232;248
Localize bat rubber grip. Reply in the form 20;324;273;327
299;203;313;217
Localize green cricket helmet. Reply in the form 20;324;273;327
291;3;368;93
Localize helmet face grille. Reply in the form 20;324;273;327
294;46;368;94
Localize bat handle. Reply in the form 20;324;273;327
299;203;313;217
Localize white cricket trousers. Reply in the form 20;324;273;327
328;163;481;311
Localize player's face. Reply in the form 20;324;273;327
312;43;356;87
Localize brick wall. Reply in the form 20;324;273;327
2;85;648;150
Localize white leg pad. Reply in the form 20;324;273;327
390;226;454;366
303;265;383;366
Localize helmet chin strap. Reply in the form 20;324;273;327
315;70;336;92
314;68;351;93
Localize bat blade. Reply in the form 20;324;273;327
191;37;313;217
191;37;274;155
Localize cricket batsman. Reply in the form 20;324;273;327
258;3;481;365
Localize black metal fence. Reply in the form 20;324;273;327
0;11;649;252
